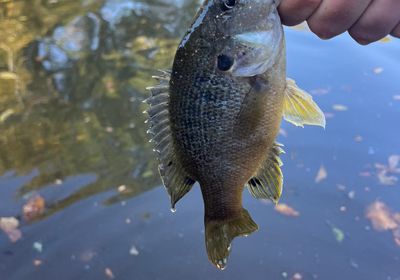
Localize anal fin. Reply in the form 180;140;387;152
247;142;285;204
146;70;195;209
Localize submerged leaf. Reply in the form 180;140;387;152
332;227;345;243
275;204;300;217
315;165;328;183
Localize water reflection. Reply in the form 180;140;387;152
0;0;199;218
1;0;400;278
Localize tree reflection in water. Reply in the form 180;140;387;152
0;0;200;219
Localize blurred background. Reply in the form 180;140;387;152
0;0;399;279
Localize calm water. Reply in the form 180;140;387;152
0;0;399;279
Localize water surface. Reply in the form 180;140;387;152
0;1;400;279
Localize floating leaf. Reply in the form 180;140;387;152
393;229;400;247
365;201;398;231
377;171;398;186
33;242;43;253
129;245;139;256
332;104;348;111
315;165;328;183
388;155;400;173
105;268;115;279
33;259;43;266
332;227;345;243
23;194;45;221
0;217;22;243
275;204;300;217
354;135;363;142
291;272;303;280
118;185;127;192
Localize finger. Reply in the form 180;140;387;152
349;0;400;44
391;22;400;38
278;0;322;26
307;0;372;39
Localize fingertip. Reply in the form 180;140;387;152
278;0;322;26
307;21;341;39
391;23;400;38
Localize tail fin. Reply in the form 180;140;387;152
205;208;258;270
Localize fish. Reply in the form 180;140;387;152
146;0;325;270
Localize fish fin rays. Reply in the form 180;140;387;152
283;78;326;128
247;142;285;203
146;70;195;208
205;208;258;270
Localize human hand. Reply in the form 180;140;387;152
278;0;400;44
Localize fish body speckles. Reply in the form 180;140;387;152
146;0;325;269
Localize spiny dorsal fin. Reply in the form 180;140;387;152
283;78;326;128
145;70;195;209
247;142;285;204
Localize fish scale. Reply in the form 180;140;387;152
146;0;325;270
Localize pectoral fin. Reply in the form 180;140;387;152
146;71;196;209
283;79;326;128
247;143;285;204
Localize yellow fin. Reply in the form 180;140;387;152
283;79;326;128
247;142;284;204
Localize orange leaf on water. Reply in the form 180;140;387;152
365;201;398;231
23;195;45;221
275;204;300;217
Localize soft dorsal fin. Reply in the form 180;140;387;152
145;70;195;209
247;142;285;204
283;79;326;128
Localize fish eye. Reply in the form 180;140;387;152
221;0;236;11
217;54;234;71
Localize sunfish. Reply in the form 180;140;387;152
146;0;325;270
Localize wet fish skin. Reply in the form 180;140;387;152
146;0;325;270
170;0;285;219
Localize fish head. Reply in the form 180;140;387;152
213;0;284;77
176;0;284;78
